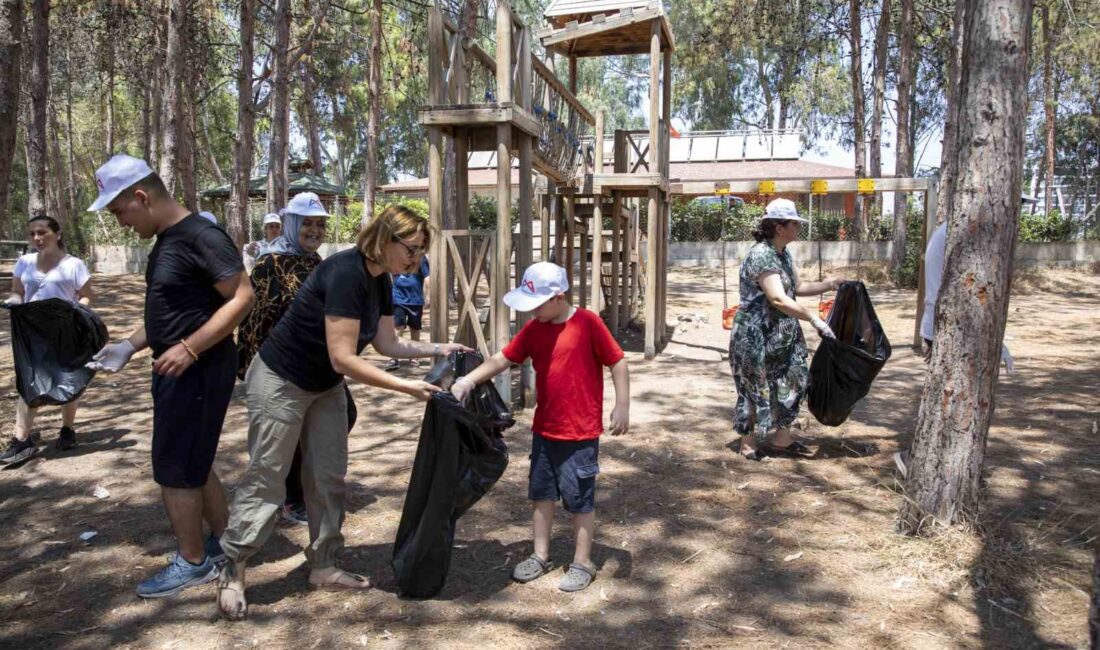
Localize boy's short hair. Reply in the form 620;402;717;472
115;172;171;203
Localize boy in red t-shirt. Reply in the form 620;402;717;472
452;262;629;592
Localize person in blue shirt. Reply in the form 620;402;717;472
386;256;430;370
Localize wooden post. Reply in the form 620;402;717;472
591;110;605;316
622;198;633;326
553;194;564;264
540;193;551;261
610;192;622;332
913;176;939;347
517;25;535;406
662;49;672;178
427;6;447;345
565;195;575;299
649;19;660;175
568;55;577;94
660;196;670;344
645;188;659;358
496;1;512;105
579;215;588;308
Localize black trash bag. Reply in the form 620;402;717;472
392;351;513;599
423;351;515;430
807;281;891;426
8;298;108;407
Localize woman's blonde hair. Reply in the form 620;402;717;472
356;204;433;263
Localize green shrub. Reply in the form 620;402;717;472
1018;209;1072;242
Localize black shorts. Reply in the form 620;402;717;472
150;337;236;488
394;304;424;330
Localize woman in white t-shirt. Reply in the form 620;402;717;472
0;216;94;466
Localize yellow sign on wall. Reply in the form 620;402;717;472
811;180;829;195
857;179;876;194
758;180;776;195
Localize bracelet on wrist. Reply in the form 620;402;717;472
179;339;200;361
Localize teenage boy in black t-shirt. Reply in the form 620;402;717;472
85;154;255;599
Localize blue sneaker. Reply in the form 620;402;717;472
204;534;226;565
136;552;217;599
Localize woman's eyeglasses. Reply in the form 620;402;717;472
394;238;426;257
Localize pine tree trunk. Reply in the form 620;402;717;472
896;0;1033;535
849;0;867;238
179;86;198;211
0;0;23;235
870;0;891;216
935;1;967;226
227;0;255;246
150;2;166;170
1089;549;1099;650
267;0;291;213
160;0;187;198
361;0;382;225
49;106;86;253
104;5;115;157
65;43;78;228
299;57;324;177
26;0;48;217
891;0;914;273
1041;3;1055;216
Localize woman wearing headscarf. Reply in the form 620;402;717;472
1;216;94;465
730;198;844;461
236;192;330;525
217;205;468;619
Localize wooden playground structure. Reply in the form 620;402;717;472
420;0;937;404
422;0;675;402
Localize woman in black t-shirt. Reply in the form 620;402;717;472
218;205;468;619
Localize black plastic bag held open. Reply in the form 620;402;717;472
8;298;108;407
391;351;514;599
807;281;891;426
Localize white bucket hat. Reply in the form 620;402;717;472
87;154;155;212
763;198;808;223
503;262;570;312
262;212;282;226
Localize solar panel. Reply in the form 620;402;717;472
689;136;718;161
715;135;745;161
467;152;493;168
744;135;772;159
669;137;691;162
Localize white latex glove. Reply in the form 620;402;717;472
1000;344;1014;374
2;295;23;307
86;340;137;373
810;315;836;339
451;376;475;404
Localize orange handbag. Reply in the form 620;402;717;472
722;305;739;330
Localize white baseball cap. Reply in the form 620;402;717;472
285;192;330;217
763;198;808;223
503;262;570;312
87;154;155;212
262;212;282;226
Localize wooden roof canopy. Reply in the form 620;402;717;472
540;0;675;57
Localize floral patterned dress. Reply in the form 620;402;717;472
728;241;808;442
236;252;321;379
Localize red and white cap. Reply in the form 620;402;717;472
87;154;155;212
503;262;569;312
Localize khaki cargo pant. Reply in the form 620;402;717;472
221;356;349;569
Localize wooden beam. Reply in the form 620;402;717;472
621;198;632;327
493;121;513;402
671;177;932;196
579;213;588;308
644;188;658;359
539;8;672;52
418;105;541;138
649;19;660;179
591;173;668;194
496;1;512;105
532;56;595;125
540;192;551;261
662;49;671;178
565;195;575;299
609;192;621;332
590;110;605;316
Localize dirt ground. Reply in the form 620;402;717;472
0;266;1097;649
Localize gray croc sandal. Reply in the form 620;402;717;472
558;563;596;592
512;554;553;583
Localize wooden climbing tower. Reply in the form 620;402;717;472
421;0;674;406
540;0;675;359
